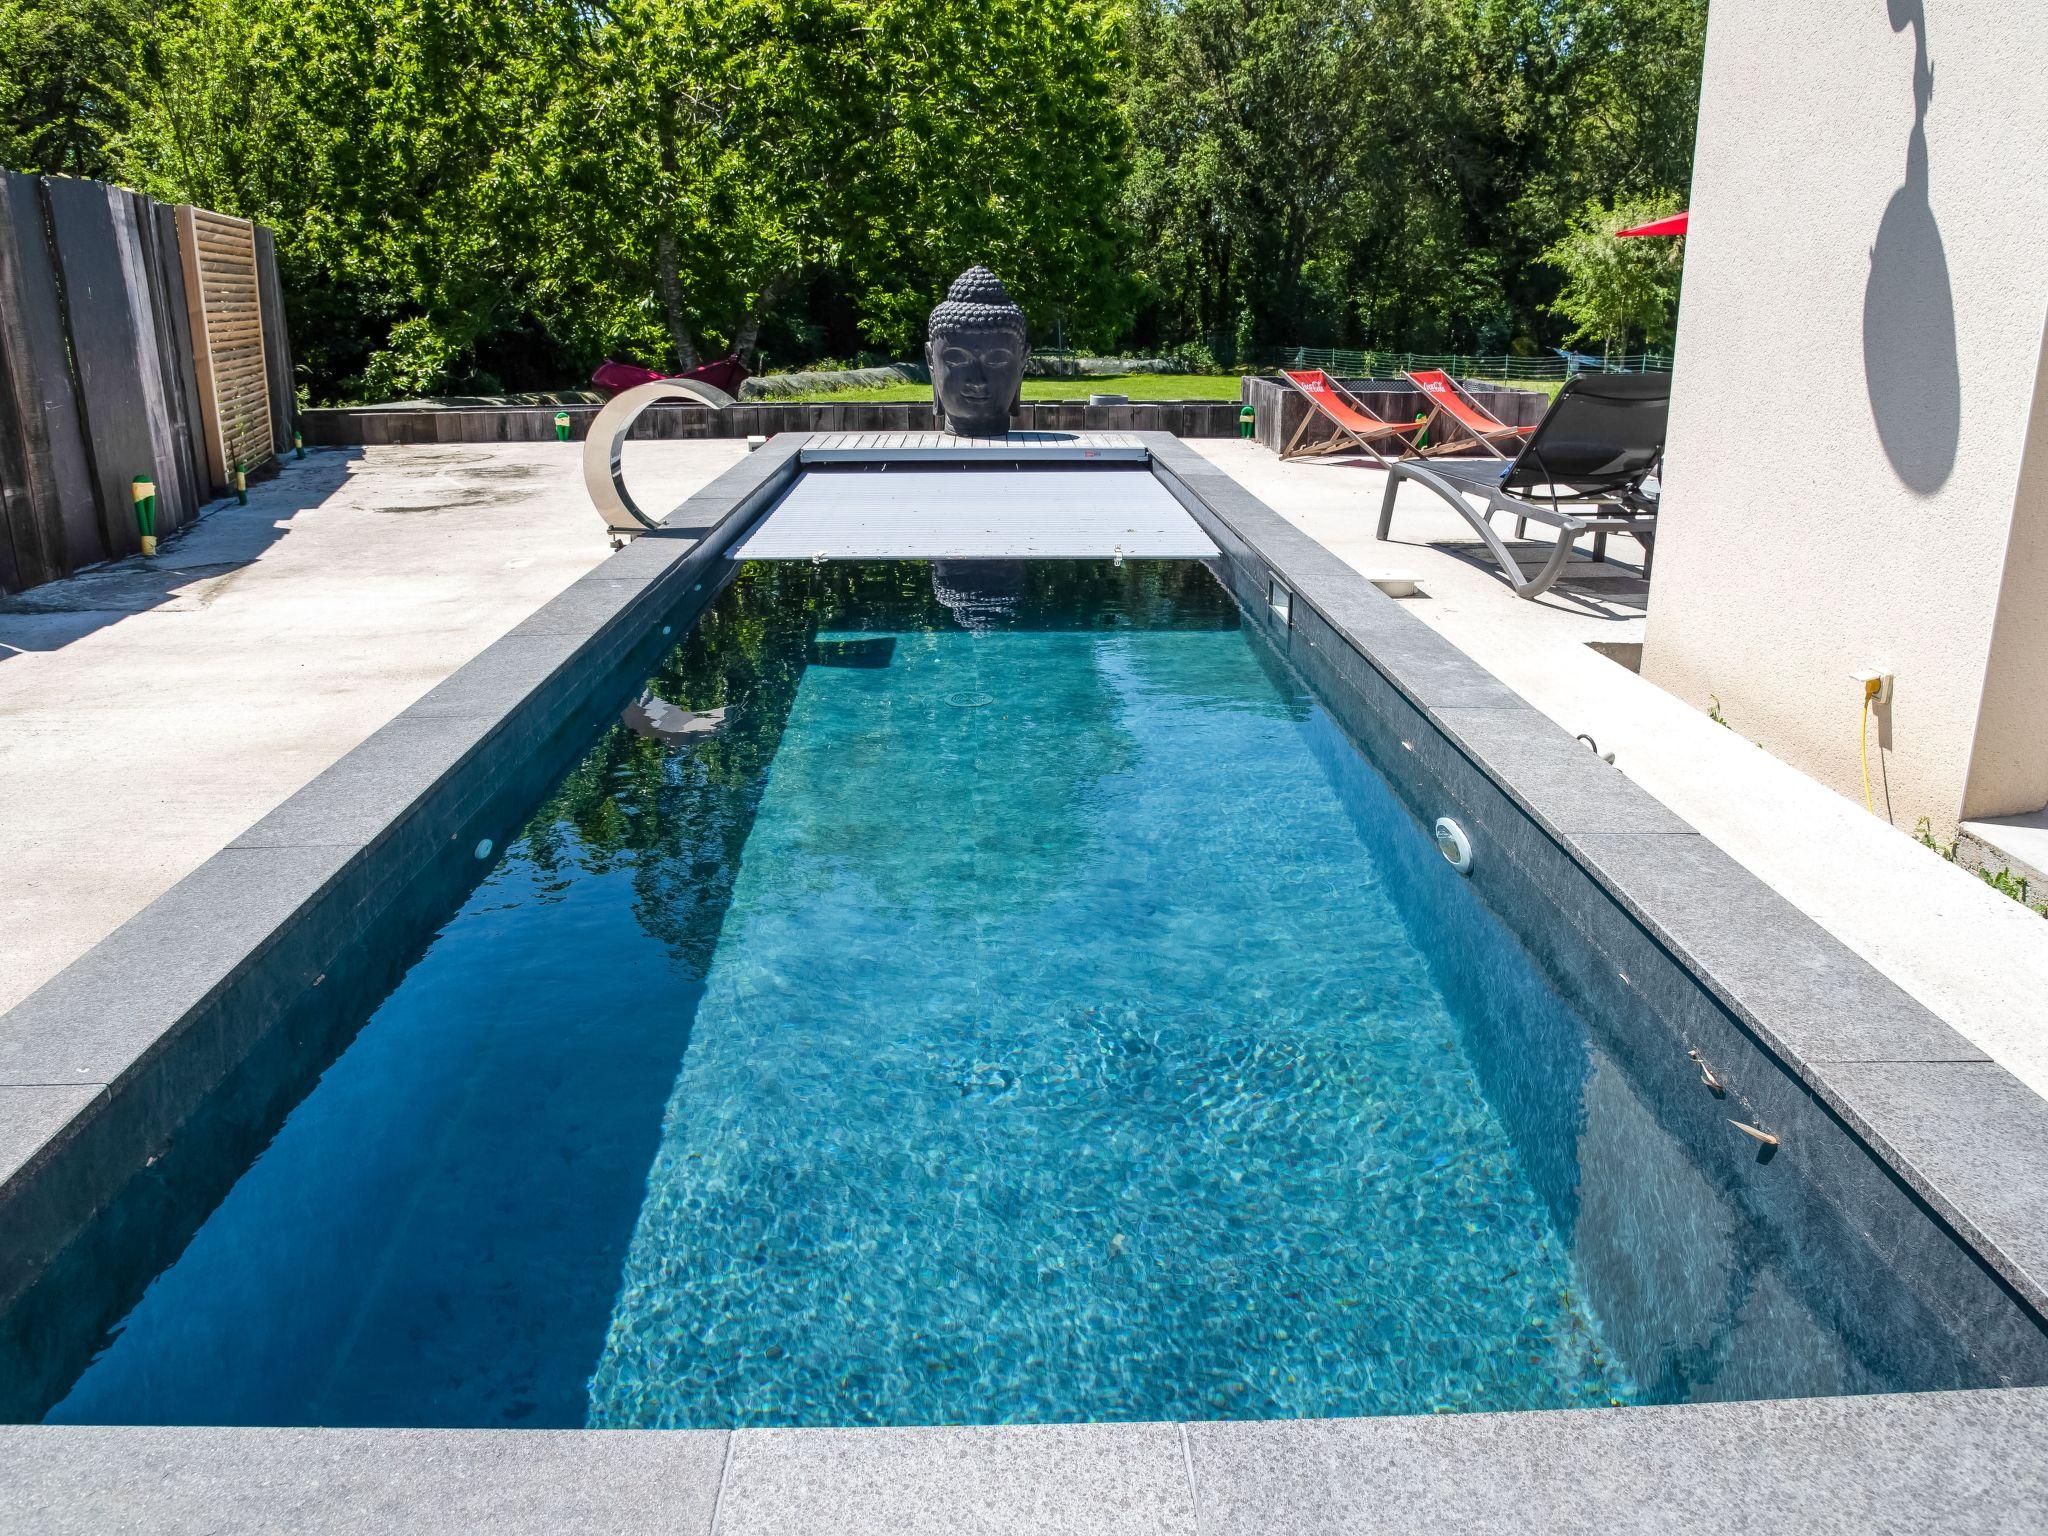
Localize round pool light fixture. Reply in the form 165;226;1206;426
474;838;494;861
1433;817;1473;875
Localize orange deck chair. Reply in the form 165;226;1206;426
1278;370;1428;465
1405;369;1537;459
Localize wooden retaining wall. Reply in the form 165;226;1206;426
0;175;292;596
303;398;1248;445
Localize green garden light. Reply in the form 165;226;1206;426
554;410;571;442
294;429;305;460
234;463;247;505
131;474;158;556
1238;403;1255;439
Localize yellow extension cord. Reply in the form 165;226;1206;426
1859;695;1875;814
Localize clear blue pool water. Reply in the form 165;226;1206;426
35;559;2023;1429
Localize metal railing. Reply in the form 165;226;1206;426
1267;346;1671;381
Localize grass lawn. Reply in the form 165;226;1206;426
764;372;1251;404
1469;377;1563;399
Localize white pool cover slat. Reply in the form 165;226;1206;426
733;469;1218;560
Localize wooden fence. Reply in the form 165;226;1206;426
0;174;294;597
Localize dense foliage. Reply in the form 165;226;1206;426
0;0;1703;401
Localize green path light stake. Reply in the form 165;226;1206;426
1238;403;1255;439
294;430;304;460
554;410;571;442
131;475;157;556
234;463;247;505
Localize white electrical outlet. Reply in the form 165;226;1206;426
1852;668;1895;706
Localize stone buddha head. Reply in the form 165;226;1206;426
925;266;1027;437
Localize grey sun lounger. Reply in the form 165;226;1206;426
1376;371;1671;600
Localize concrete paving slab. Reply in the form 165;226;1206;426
1185;1389;2048;1536
0;440;749;1015
225;712;507;849
1961;807;2048;890
0;1425;730;1535
714;1422;1198;1536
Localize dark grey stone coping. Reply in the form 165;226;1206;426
3;429;2047;1527
6;1388;2046;1533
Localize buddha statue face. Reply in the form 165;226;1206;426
924;267;1028;437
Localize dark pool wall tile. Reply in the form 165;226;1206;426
1279;608;2044;1388
1149;438;2048;1379
1824;1062;2048;1310
0;438;805;1320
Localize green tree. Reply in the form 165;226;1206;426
1540;195;1685;360
110;0;582;397
844;0;1131;353
537;0;871;373
0;0;135;176
1122;0;1705;356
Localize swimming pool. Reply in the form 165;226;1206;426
22;552;2047;1431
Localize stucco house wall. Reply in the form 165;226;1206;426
1642;0;2048;835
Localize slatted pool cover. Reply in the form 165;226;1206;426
732;467;1218;560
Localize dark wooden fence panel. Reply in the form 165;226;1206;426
255;227;295;454
148;199;211;525
0;176;293;596
0;173;102;587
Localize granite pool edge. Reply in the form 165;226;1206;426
0;430;2043;1529
1140;432;2048;1326
5;1387;2045;1533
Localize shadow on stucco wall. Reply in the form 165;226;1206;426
1862;0;1960;495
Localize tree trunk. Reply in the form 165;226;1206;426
652;122;699;374
655;227;700;374
731;272;794;367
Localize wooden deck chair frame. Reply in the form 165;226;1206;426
1277;370;1427;466
1404;370;1537;460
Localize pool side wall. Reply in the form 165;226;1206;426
0;436;811;1394
1141;434;2048;1332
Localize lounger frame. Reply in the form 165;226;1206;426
1377;460;1657;600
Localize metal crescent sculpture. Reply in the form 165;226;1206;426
582;378;737;535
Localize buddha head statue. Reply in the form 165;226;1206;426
925;266;1027;437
